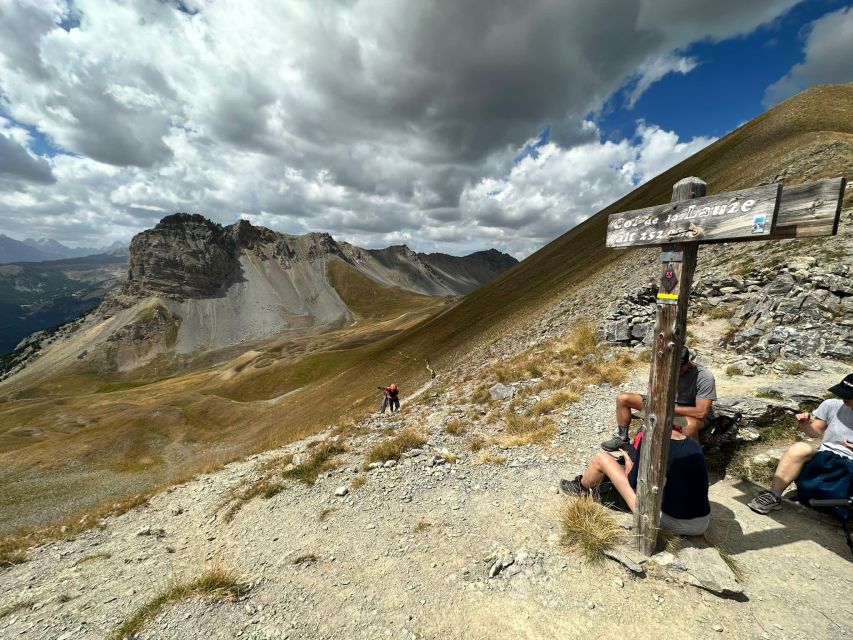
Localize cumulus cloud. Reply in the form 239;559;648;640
764;6;853;106
0;119;56;187
0;0;801;255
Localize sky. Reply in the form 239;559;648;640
0;1;852;258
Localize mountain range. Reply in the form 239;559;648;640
0;216;516;372
0;234;127;264
0;83;850;540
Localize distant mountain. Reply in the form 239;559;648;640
0;215;517;374
0;234;54;263
0;235;128;263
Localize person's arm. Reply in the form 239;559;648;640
674;398;713;420
794;412;827;438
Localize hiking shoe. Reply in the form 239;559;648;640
601;434;629;452
560;475;589;497
748;490;782;515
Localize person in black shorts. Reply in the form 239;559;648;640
562;427;712;536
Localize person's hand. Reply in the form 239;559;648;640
795;412;811;426
843;438;853;452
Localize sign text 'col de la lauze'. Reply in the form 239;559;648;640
606;183;782;248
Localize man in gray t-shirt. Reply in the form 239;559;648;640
748;373;853;515
602;347;717;450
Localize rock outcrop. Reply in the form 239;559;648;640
127;213;238;298
598;255;852;372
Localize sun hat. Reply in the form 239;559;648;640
828;373;853;400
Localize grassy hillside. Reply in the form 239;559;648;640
1;84;852;537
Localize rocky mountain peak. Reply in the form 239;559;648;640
127;212;237;298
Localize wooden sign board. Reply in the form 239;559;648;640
770;177;846;239
606;177;847;248
606;184;781;248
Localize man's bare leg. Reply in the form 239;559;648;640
581;452;637;512
748;442;817;514
603;393;643;451
771;442;816;494
616;393;644;430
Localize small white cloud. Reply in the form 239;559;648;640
764;6;853;106
626;54;698;108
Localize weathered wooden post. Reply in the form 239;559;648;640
605;175;846;555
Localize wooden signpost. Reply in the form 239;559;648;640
605;176;847;555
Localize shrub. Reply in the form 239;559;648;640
705;306;735;320
559;496;622;564
283;443;347;485
467;434;486;452
725;365;743;377
497;413;557;447
479;452;507;465
365;429;426;465
110;559;241;640
444;420;467;436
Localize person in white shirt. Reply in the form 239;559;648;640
748;373;853;514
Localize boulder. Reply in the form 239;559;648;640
714;396;797;428
489;383;515;401
673;539;743;596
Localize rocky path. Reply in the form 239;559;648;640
3;363;852;640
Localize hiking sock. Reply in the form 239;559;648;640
616;425;629;440
770;488;782;499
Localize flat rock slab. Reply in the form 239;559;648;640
604;545;647;574
663;538;744;597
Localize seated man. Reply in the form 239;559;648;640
602;346;716;450
562;427;712;536
748;373;853;515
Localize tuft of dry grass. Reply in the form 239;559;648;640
479;452;507;465
467;434;486;452
365;428;426;465
0;543;28;569
350;475;367;490
0;599;34;620
716;546;746;582
532;390;580;416
725;365;743;377
109;559;241;640
558;496;623;564
440;451;458;464
221;480;285;523
496;412;557;447
283;442;347;485
705;306;735;320
657;529;681;556
444;419;467;436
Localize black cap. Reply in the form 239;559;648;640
681;347;691;364
828;373;853;400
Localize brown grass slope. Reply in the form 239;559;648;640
1;84;851;538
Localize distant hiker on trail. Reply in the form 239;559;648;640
601;347;717;450
748;373;853;516
378;384;400;414
561;427;712;536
